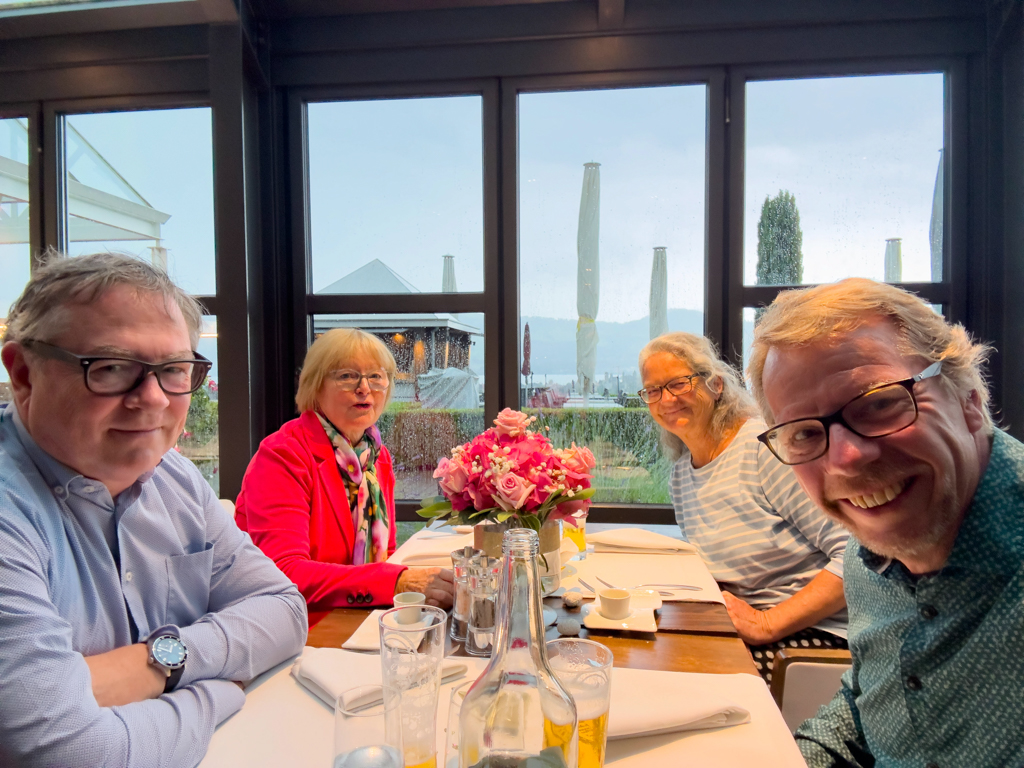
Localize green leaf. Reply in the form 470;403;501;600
416;500;453;517
495;511;514;523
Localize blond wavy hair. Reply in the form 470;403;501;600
639;332;759;461
747;278;993;431
296;328;398;414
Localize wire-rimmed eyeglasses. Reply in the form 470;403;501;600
327;369;389;392
638;373;703;404
23;339;213;396
756;361;943;466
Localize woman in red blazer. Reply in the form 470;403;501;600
236;328;454;626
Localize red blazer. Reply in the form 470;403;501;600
236;411;407;623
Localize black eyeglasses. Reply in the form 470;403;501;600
638;373;703;404
23;339;213;396
756;361;943;466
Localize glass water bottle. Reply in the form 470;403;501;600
457;528;578;768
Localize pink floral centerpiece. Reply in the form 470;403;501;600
419;408;596;532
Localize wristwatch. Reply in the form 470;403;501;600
146;625;188;694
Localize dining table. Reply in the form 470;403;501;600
198;523;808;768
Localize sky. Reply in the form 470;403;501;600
0;72;945;385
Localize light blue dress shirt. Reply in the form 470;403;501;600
0;404;307;768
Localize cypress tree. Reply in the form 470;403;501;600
756;190;804;286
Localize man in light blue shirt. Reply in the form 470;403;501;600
0;253;307;768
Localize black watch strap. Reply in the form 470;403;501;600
165;665;184;694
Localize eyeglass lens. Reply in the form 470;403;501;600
87;360;207;395
332;370;389;391
768;383;918;463
640;375;697;404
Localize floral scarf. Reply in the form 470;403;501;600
316;413;389;565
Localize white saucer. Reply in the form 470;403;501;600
543;607;558;626
581;603;658;633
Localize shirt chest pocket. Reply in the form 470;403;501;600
165;545;215;624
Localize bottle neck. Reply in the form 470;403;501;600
491;548;549;670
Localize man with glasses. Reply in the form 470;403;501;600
0;253;306;768
748;278;1024;768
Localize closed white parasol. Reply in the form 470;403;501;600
649;246;669;339
576;162;601;404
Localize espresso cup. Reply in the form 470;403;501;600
597;588;631;620
393;592;426;624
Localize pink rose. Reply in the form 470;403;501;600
493;408;531;438
493;471;536;511
562;443;596;473
434;456;470;495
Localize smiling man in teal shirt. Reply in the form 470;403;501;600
748;278;1024;768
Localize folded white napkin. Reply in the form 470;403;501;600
608;667;749;739
291;647;468;709
389;532;475;566
341;609;385;651
587;528;696;555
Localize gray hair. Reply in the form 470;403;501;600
748;278;993;432
639;332;759;461
3;251;203;349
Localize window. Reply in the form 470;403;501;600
0;117;31;406
307;97;484;295
517;85;707;504
63;108;216;295
744;74;945;287
61;107;219;485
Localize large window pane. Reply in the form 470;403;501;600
518;84;706;505
744;74;945;286
177;315;220;494
313;312;485;501
308;97;484;295
1;117;31;405
63;108;216;295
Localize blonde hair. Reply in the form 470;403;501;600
639;332;759;461
296;328;398;413
748;278;993;430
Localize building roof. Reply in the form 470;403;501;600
317;258;420;294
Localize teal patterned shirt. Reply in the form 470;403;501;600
797;428;1024;768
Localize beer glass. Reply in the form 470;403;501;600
547;639;613;768
379;605;447;768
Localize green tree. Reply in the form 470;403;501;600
756;190;804;286
185;380;218;443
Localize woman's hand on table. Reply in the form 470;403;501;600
722;591;780;645
396;567;455;609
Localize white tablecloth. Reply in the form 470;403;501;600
198;650;805;768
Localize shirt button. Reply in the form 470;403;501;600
83;485;96;493
125;571;133;582
920;604;938;620
906;675;923;691
347;595;355;605
53;486;65;497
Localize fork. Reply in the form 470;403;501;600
595;576;701;593
589;577;674;597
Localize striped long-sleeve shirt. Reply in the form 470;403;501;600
669;418;849;637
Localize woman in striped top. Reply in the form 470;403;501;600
639;332;849;681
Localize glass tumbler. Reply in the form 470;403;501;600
449;546;481;642
442;681;474;768
547;638;614;768
379;605;447;768
334;685;404;768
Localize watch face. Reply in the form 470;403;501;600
152;636;187;668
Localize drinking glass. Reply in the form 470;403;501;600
564;514;587;560
334;685;404;768
442;681;474;768
547;639;614;768
379;605;448;768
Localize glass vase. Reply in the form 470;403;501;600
457;528;577;768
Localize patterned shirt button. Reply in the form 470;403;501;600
920;604;938;620
347;595;355;605
906;675;923;691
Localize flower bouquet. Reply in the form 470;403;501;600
418;408;596;534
